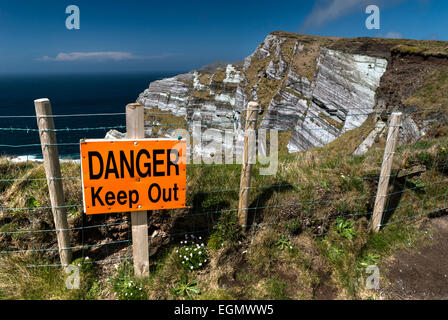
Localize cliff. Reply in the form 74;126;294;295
136;31;448;156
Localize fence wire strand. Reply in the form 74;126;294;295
0;106;447;268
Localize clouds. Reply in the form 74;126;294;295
303;0;371;28
384;31;403;39
425;33;438;40
38;52;137;62
37;52;177;62
302;0;405;29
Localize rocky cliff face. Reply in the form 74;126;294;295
136;31;448;157
287;48;387;152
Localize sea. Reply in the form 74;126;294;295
0;72;179;161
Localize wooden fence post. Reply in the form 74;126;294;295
126;103;150;278
372;112;402;233
238;102;259;232
34;98;72;267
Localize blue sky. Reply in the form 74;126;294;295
0;0;446;74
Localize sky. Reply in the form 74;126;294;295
0;0;446;74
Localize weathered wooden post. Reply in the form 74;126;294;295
126;103;150;277
238;102;259;232
372;112;402;232
34;98;72;267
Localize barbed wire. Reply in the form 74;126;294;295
0;125;126;132
0;105;447;270
1;105;447;133
0;112;126;119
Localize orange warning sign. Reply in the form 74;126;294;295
80;139;187;215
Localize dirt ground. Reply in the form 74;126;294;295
381;215;448;300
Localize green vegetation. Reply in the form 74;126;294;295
111;261;148;300
0;113;447;300
172;274;200;300
212;69;226;83
335;219;356;240
318;113;344;130
192;90;214;101
176;237;209;271
144;106;188;135
276;234;293;251
0;254;100;300
406;68;448;108
263;277;290;300
392;44;448;58
2;31;448;300
198;72;212;86
208;213;241;250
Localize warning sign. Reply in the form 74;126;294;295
80;139;187;215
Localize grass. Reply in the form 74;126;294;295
317;218;428;299
211;69;226;83
256;78;282;112
192;90;214;101
263;277;290;300
208;212;241;250
406;68;448;108
0;255;68;299
0;117;447;300
144;106;188;136
198;72;212;86
0;254;100;300
110;260;148;300
0;159;33;193
392;44;448;57
172;274;200;300
2;31;448;300
328;36;448;58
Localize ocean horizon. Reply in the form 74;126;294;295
0;71;182;159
